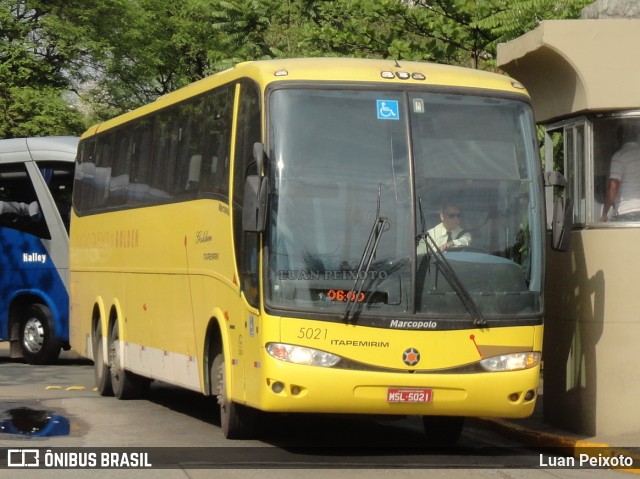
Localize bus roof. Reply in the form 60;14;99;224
83;57;529;138
0;136;78;164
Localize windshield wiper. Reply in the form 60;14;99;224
343;184;390;323
417;198;487;327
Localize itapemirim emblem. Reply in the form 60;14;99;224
402;348;421;366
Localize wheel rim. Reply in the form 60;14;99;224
22;318;45;353
109;336;122;386
95;338;104;370
216;360;228;413
214;356;234;435
95;334;107;379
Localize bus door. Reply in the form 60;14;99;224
29;161;72;275
232;79;263;405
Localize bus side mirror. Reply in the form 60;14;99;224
242;143;269;233
242;175;268;232
253;142;265;176
551;195;573;252
545;171;572;252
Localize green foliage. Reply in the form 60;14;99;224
300;0;594;69
0;1;87;137
474;0;594;54
0;0;595;136
0;87;85;138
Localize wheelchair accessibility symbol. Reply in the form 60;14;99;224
376;100;399;120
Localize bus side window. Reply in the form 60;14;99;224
93;133;115;209
200;85;234;200
150;109;178;202
37;162;75;233
128;120;154;206
175;96;208;198
0;163;50;239
108;128;133;207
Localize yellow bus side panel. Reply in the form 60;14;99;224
69;200;242;392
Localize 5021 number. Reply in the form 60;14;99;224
297;327;328;340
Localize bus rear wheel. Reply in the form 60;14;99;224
422;416;464;446
19;304;61;365
211;352;256;439
108;322;150;399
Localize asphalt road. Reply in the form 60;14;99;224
0;345;628;478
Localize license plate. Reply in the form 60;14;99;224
387;388;433;403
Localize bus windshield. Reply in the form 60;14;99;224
266;88;543;323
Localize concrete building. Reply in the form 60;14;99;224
496;1;640;436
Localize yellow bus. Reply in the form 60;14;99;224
69;58;568;443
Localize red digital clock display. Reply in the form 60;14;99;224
326;289;366;302
310;288;388;304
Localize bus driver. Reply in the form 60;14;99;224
417;201;471;253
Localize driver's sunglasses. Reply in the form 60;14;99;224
446;212;462;219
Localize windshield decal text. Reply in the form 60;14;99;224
278;270;388;280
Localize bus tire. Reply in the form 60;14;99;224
109;322;150;400
93;324;113;396
211;352;255;439
19;304;61;365
422;416;464;446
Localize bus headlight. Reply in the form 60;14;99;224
480;352;541;372
266;343;341;367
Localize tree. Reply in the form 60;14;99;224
1;0;594;137
300;0;594;69
80;0;225;114
0;87;85;138
0;1;87;137
77;0;315;116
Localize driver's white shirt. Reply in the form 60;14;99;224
417;223;471;254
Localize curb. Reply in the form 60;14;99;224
473;417;640;475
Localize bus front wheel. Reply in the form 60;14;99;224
19;304;61;365
108;322;150;399
211;352;256;439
